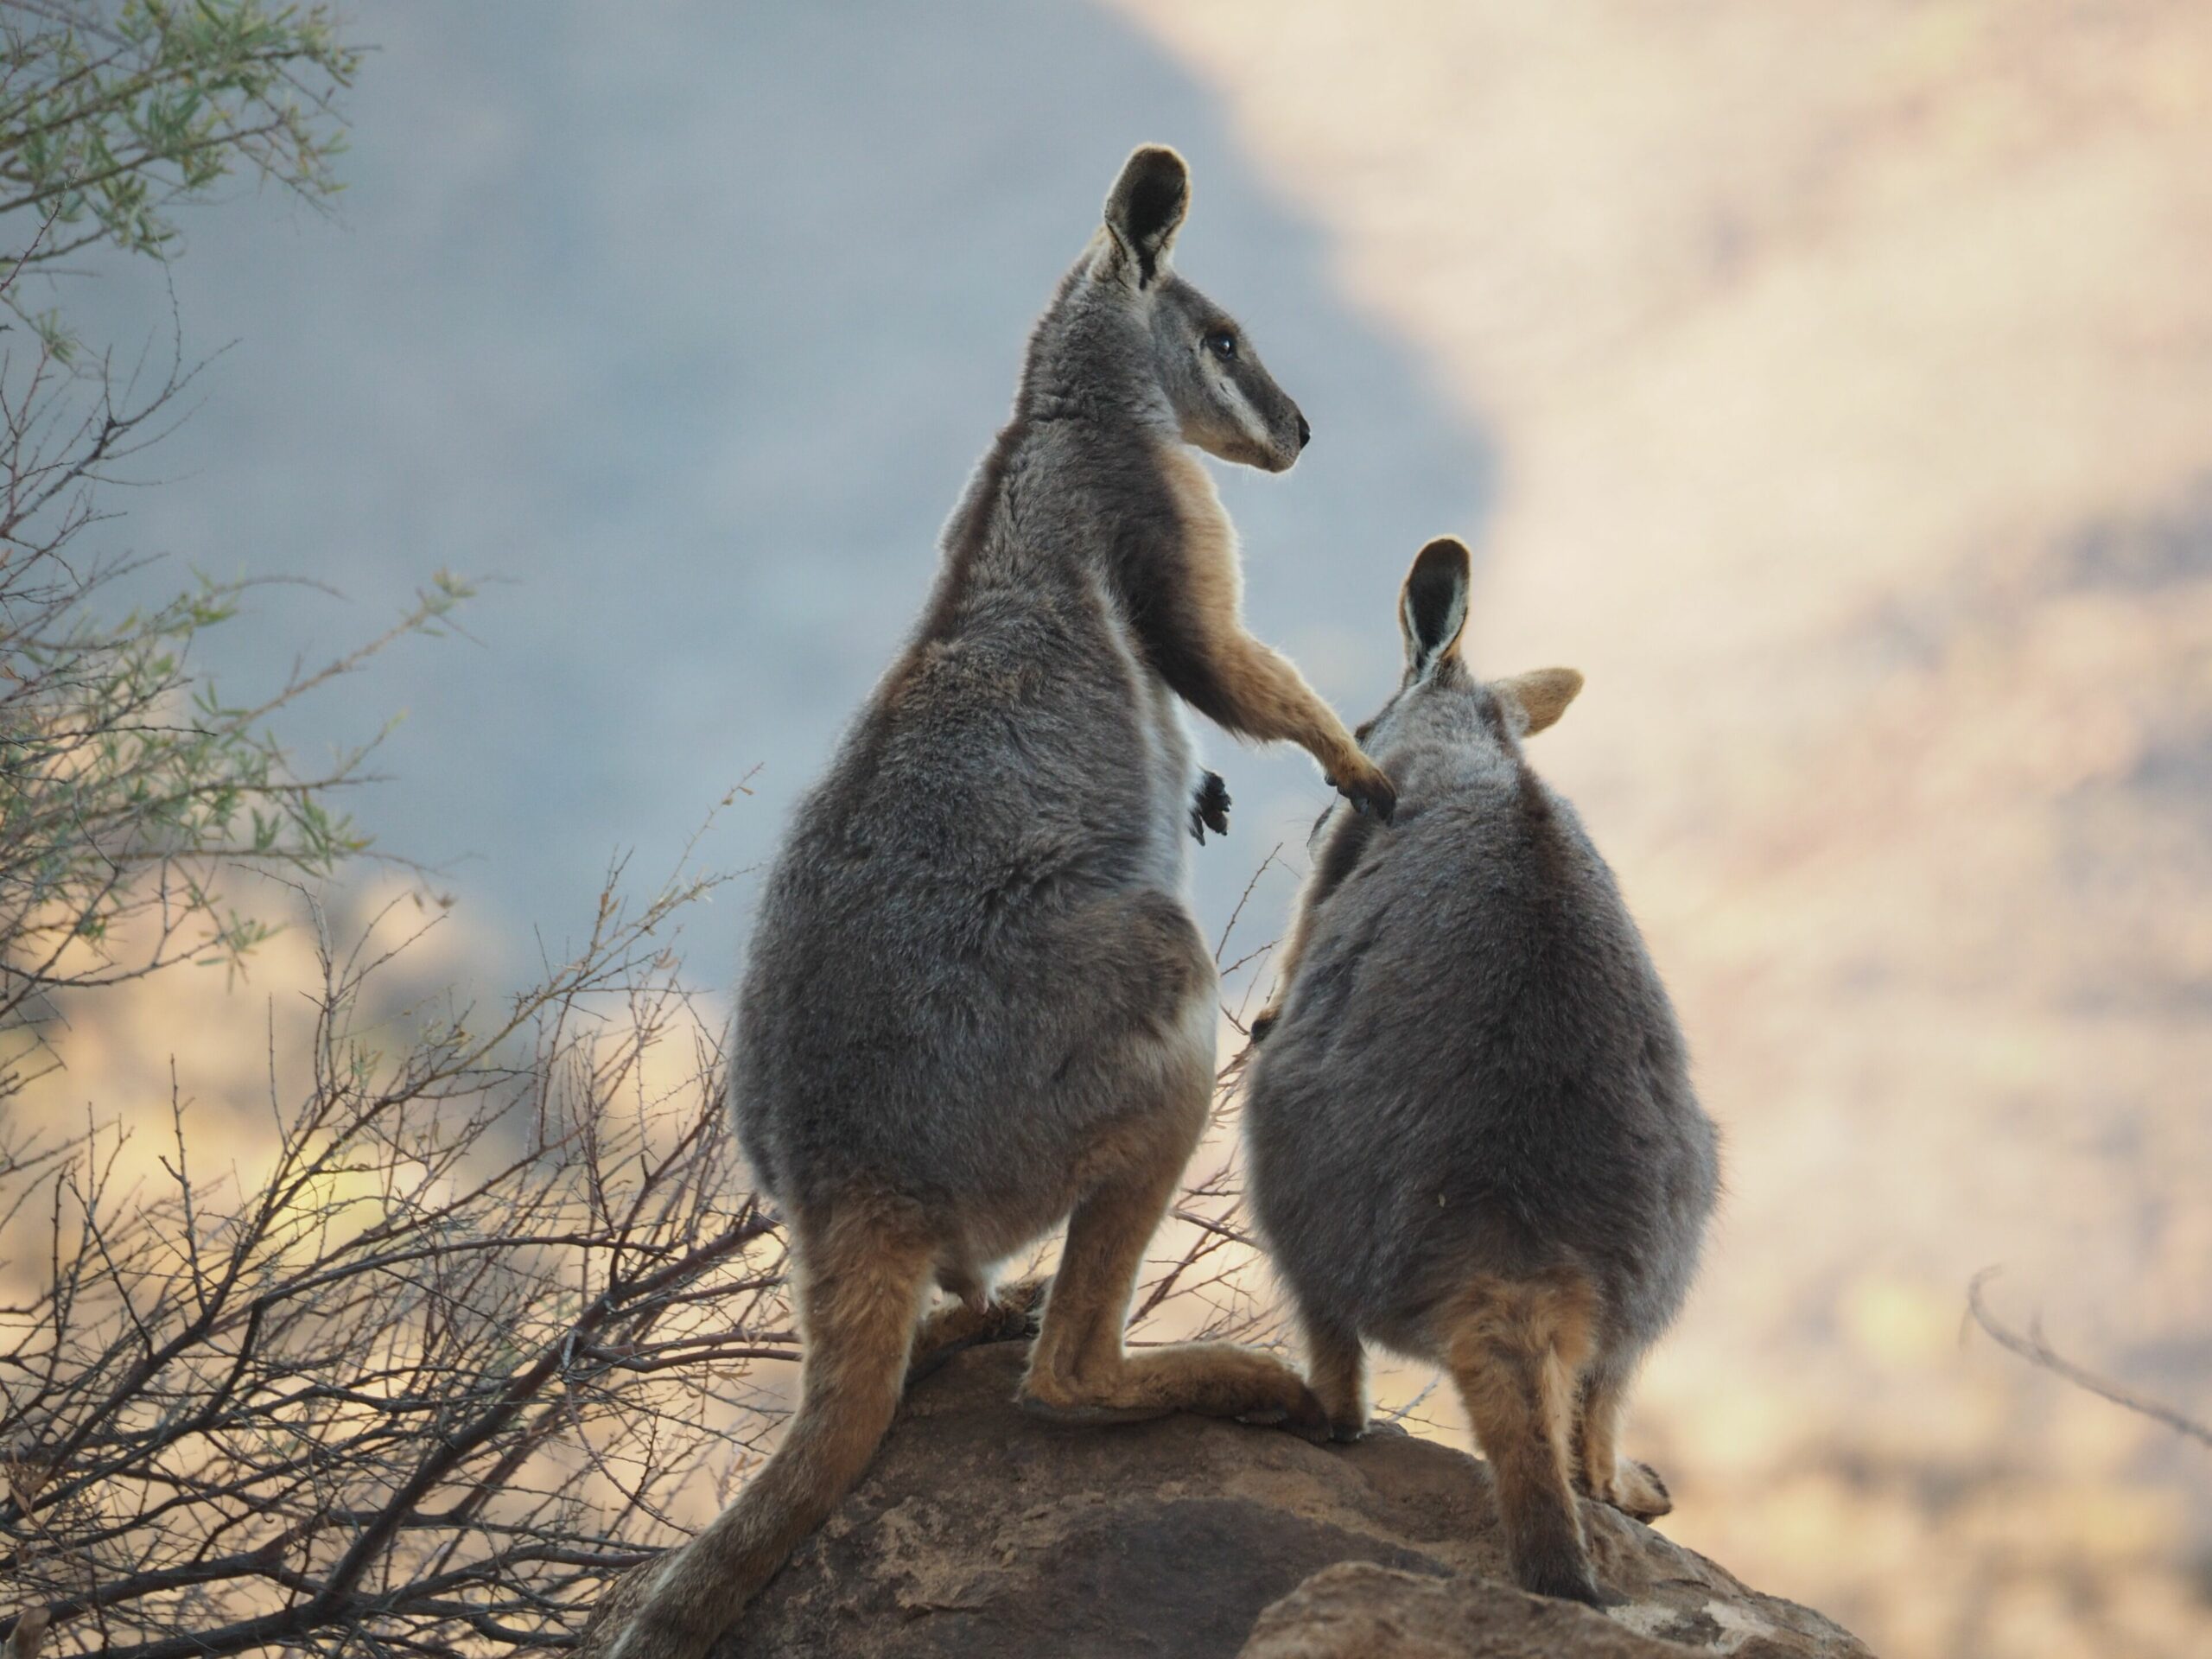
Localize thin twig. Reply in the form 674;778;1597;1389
1966;1267;2211;1448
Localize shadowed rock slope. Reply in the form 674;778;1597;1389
720;1343;1872;1658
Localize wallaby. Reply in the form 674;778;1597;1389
575;146;1393;1659
1242;536;1719;1607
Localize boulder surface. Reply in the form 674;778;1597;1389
719;1343;1872;1657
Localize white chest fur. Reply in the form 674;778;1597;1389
1141;676;1198;901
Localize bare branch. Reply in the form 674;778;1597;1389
1966;1267;2211;1449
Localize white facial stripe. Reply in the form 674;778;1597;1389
1217;369;1274;450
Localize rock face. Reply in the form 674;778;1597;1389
720;1343;1872;1658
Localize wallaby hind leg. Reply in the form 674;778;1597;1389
577;1197;935;1659
1020;1130;1325;1433
1297;1306;1370;1442
1442;1274;1607;1607
1018;994;1325;1433
1574;1360;1672;1521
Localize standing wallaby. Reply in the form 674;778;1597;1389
1242;536;1719;1607
575;145;1395;1659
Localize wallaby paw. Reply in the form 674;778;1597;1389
1248;1003;1282;1044
985;1274;1052;1339
1331;758;1397;823
1609;1457;1673;1521
1188;770;1231;842
1327;1414;1371;1445
908;1275;1052;1387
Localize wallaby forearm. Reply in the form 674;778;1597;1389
1198;633;1364;779
1147;445;1394;818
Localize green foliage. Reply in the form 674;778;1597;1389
1;0;358;353
0;1;443;1085
1;541;473;1034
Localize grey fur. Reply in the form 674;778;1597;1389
736;144;1344;1258
578;145;1395;1659
1242;536;1720;1600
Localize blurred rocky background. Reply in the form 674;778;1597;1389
16;4;2209;1657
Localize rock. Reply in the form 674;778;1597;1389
720;1343;1872;1658
1236;1563;1854;1658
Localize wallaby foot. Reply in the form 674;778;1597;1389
907;1274;1050;1387
1020;1338;1330;1440
1021;1192;1325;1433
1605;1456;1672;1522
1444;1272;1606;1606
1573;1363;1673;1520
1018;1039;1329;1441
1516;1541;1611;1609
1297;1308;1370;1443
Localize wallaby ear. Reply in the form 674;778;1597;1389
1493;667;1584;736
1102;144;1190;287
1399;536;1472;677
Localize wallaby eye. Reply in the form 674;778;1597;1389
1205;329;1237;362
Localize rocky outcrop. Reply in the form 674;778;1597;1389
720;1343;1872;1657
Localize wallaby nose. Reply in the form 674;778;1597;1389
1296;412;1313;450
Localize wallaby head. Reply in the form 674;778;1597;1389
1026;145;1309;474
1351;535;1583;765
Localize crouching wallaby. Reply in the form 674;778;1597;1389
1243;537;1719;1607
574;146;1394;1659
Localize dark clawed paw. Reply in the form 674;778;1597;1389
1328;1417;1370;1445
1353;778;1398;823
1249;1005;1281;1044
988;1275;1052;1342
906;1275;1052;1389
1335;765;1397;824
1188;770;1231;843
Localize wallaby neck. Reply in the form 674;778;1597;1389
927;401;1192;627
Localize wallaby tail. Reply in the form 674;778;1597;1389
1443;1273;1605;1607
582;1205;934;1659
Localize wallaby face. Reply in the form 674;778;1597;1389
1243;534;1719;1608
1000;143;1395;819
1090;146;1309;474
